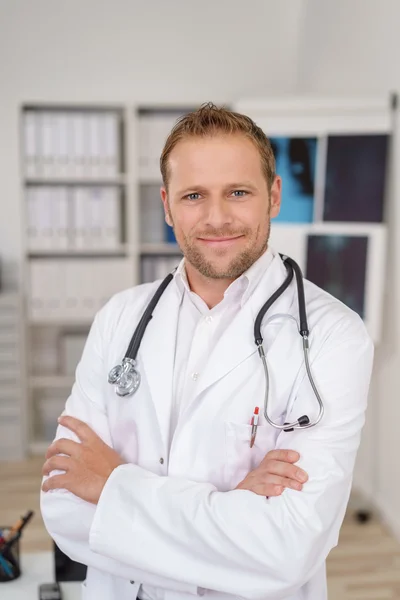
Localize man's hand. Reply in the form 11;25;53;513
41;415;125;504
235;449;308;496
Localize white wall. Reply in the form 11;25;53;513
0;0;304;289
296;0;400;536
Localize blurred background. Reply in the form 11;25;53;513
1;0;400;598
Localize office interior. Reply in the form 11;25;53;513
1;1;400;598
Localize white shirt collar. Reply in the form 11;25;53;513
174;247;274;309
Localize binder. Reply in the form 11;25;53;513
87;187;104;249
52;187;69;250
103;187;121;249
26;187;38;251
24;111;38;178
29;260;64;321
88;113;101;179
71;187;89;249
41;112;54;178
72;112;86;179
36;187;53;251
58;112;70;178
104;112;120;177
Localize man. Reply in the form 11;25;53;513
41;103;373;600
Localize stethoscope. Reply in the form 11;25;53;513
108;255;324;432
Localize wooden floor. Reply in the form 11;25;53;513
1;457;400;599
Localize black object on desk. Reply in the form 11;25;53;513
54;543;87;582
38;582;62;600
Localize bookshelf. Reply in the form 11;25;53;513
17;103;187;458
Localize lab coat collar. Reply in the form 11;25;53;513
139;249;296;454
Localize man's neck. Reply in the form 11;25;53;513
184;262;235;309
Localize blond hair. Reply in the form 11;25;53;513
160;102;276;190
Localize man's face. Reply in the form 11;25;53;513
160;133;281;280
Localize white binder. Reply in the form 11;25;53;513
88;113;102;179
87;186;103;249
103;187;120;249
41;112;55;178
52;187;69;250
104;112;120;177
58;112;70;178
72;187;89;249
24;111;38;178
29;260;64;321
72;112;86;179
26;187;38;251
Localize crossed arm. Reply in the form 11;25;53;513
40;309;373;600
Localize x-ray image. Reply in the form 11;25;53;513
323;134;389;222
270;137;317;223
306;234;368;318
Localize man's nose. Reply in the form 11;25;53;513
203;197;233;228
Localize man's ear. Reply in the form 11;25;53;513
270;176;281;219
160;187;173;226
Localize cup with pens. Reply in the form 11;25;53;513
0;510;34;582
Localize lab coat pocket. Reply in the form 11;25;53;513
224;422;273;489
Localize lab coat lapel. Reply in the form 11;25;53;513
138;281;183;453
194;255;297;400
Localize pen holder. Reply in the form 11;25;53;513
0;529;21;583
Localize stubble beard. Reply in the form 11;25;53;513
173;214;271;280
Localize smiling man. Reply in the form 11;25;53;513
41;103;373;600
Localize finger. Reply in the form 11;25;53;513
261;459;308;483
46;438;81;459
57;415;93;443
42;455;71;476
263;474;304;492
264;449;300;463
41;474;70;492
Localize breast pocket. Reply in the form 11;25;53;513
224;421;275;489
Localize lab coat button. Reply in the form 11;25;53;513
130;580;135;584
198;587;206;596
191;372;199;381
159;457;164;464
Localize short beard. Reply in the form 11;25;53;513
171;215;271;280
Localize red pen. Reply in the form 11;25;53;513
250;406;259;448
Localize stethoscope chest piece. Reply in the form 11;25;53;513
108;357;141;397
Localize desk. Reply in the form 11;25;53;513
1;552;81;599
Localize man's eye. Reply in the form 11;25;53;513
185;193;201;201
232;190;248;197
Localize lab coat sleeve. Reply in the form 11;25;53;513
39;299;199;594
88;314;374;600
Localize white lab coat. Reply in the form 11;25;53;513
40;251;374;600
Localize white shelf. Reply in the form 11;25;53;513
140;243;181;254
30;375;75;389
28;246;128;257
29;319;92;327
25;175;126;186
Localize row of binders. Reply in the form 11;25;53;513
26;186;122;251
141;255;182;283
29;259;134;322
23;110;122;179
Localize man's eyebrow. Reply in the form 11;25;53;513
223;181;258;191
175;182;258;195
